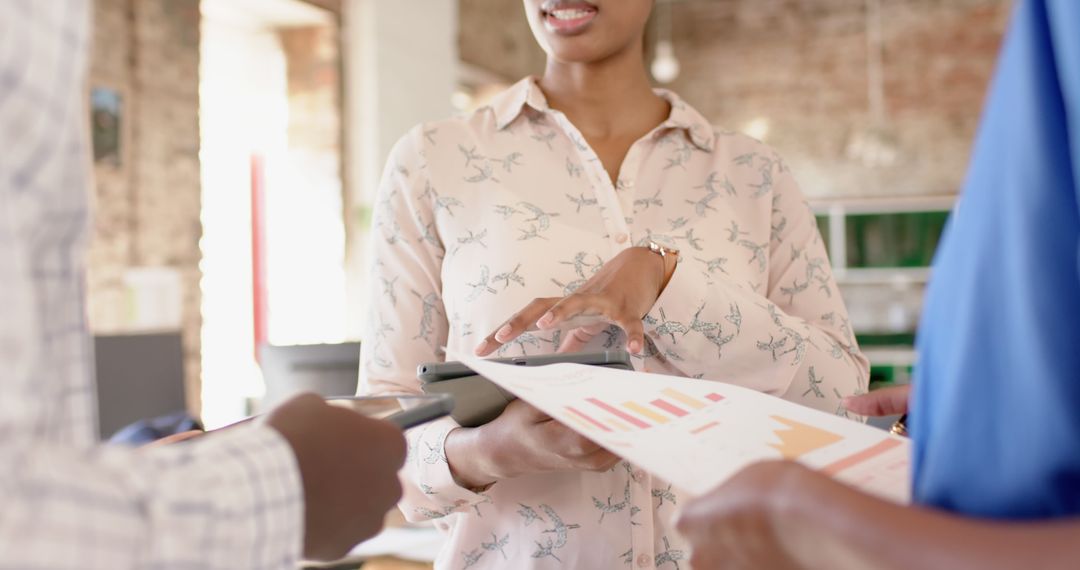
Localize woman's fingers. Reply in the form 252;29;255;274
577;304;647;354
842;384;912;417
557;321;609;353
614;314;647;355
475;298;558;356
557;327;593;353
535;294;602;330
544;295;647;354
545;294;641;353
481;292;651;356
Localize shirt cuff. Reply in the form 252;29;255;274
144;423;304;569
401;418;491;522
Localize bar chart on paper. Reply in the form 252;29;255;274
457;353;911;503
564;388;725;433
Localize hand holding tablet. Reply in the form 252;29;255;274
417;350;633;427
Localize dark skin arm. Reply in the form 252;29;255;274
677;387;1080;570
139;395;406;561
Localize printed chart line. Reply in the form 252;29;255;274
587;398;651;429
651;399;688;417
623;402;670;424
690;421;721;434
563;388;732;432
821;438;904;475
566;406;611;432
662;388;707;410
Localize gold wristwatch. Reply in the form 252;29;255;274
890;414;909;437
645;240;680;261
645;240;680;287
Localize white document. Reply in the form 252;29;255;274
453;351;911;504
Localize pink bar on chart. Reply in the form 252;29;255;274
566;406;612;432
821;438;903;475
587;398;651;429
705;393;725;402
650;399;689;417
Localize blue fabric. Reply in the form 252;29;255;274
108;411;204;446
911;0;1080;519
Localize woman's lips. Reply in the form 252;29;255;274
542;3;598;35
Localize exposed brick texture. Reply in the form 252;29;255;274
281;26;341;156
459;0;545;80
459;0;1012;198
88;0;203;413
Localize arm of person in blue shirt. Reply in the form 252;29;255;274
674;387;1080;570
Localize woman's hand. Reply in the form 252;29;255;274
843;385;911;417
444;400;620;489
475;246;677;356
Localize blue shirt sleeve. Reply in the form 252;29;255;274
911;0;1080;519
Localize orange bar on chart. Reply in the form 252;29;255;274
661;388;707;410
690;421;721;434
622;402;670;424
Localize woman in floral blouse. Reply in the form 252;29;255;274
360;0;869;568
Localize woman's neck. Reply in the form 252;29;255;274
538;44;669;141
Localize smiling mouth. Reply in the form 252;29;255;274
541;1;599;35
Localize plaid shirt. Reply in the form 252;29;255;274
0;2;303;568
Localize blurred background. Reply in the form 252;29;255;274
83;0;1010;438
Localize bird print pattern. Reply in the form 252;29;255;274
359;77;868;569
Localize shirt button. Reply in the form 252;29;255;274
637;553;651;568
633;469;647;482
614;232;629;244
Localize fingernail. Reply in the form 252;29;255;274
536;313;554;328
629;339;641;354
495;324;513;342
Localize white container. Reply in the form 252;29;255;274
122;267;184;332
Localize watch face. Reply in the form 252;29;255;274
648;241;680;257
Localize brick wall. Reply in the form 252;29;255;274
459;0;1012;198
459;0;544;80
88;0;204;413
282;26;341;156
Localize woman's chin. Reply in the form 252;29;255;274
544;41;621;67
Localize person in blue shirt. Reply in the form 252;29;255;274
674;0;1080;567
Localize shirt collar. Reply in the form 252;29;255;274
491;77;551;130
654;88;715;153
491;77;715;153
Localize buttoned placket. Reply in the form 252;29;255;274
546;110;634;256
544;109;689;568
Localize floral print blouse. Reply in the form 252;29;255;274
360;77;869;570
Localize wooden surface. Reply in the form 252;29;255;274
362;558;433;570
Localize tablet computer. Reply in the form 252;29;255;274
326;394;455;430
417;350;633;427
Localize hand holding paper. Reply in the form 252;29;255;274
451;350;910;503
